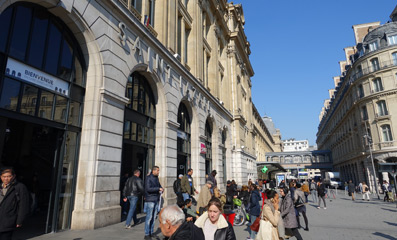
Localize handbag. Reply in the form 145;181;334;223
294;196;305;208
250;213;261;232
255;212;273;240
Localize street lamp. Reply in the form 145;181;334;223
363;134;380;200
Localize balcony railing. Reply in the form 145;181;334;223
349;60;397;83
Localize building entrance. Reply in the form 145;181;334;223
0;117;63;238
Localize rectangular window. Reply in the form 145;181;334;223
0;78;20;111
124;121;131;139
371;58;380;72
28;9;49;69
177;15;182;57
388;35;397;45
38;91;54;120
0;8;13;53
369;41;378;52
393;52;397;66
373;78;383;92
20;85;39;116
68;101;81;126
361;106;368;120
44;21;62;75
54;95;67;123
382;125;393;142
377;101;388;116
9;6;32;61
148;0;155;26
184;28;190;65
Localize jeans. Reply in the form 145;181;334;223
144;201;159;236
182;193;190;201
249;214;258;239
126;196;139;226
318;195;326;208
310;190;317;202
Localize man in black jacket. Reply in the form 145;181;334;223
158;205;204;240
144;166;163;239
123;169;144;229
173;174;183;203
0;167;30;240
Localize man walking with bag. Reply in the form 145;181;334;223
181;169;198;201
123;169;144;229
144;166;163;239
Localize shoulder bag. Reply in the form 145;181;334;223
294;195;305;208
250;212;261;232
255;210;273;240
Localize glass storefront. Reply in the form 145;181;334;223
205;120;212;174
121;72;156;213
0;2;85;236
177;103;191;176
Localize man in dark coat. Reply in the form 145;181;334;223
0;167;30;240
123;169;144;228
144;166;163;239
173;174;183;203
348;180;355;201
158;205;204;240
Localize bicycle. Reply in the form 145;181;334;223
233;198;249;226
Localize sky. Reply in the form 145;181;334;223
234;0;397;146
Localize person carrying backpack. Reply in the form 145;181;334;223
174;174;183;203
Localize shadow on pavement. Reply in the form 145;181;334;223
372;232;397;240
384;221;397;227
381;208;397;213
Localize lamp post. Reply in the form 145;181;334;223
363;134;380;200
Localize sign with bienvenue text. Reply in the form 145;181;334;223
5;58;69;96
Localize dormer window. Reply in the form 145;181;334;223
387;34;397;45
369;41;378;52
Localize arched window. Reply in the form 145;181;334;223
177;103;191;176
0;3;85;125
124;72;156;144
381;125;393;142
0;2;86;232
205;120;212;174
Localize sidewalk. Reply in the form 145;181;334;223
26;190;397;240
29;213;153;240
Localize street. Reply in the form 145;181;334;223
27;191;397;240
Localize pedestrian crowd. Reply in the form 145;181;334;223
2;164;394;240
120;166;319;240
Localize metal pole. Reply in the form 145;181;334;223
367;138;380;200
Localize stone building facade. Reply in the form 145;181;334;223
0;0;279;234
317;6;397;191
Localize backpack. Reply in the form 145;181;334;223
173;179;181;194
